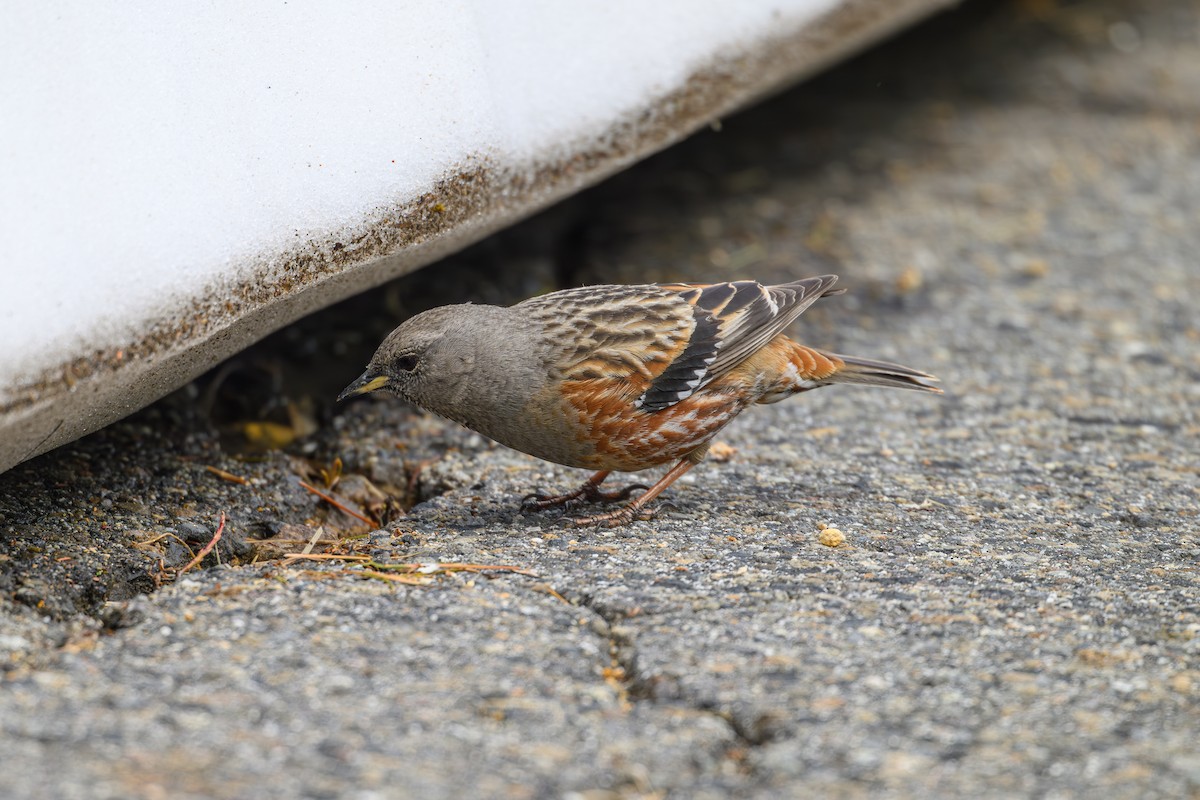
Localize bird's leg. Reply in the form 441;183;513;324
573;458;698;527
521;470;649;512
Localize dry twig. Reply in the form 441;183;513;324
298;480;376;526
205;465;249;485
178;512;226;575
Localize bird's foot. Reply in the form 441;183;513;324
521;481;648;512
570;500;668;528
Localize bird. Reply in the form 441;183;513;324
339;275;941;525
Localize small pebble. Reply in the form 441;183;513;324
1021;258;1050;279
895;266;922;294
818;528;845;548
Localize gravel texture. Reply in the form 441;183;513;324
2;1;1197;798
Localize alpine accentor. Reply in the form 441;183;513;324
340;275;940;525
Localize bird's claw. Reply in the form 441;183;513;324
520;491;560;512
570;501;661;528
521;481;649;513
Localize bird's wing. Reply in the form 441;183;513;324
669;275;841;389
519;284;699;404
518;275;841;413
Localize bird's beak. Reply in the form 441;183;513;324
337;371;390;402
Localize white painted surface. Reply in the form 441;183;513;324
0;1;839;389
0;0;952;472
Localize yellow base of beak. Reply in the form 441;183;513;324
337;372;390;402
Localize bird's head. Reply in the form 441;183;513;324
337;304;489;410
338;306;458;402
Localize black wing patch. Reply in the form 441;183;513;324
637;276;841;412
636;302;720;412
635;282;761;412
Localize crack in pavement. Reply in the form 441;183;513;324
569;587;786;769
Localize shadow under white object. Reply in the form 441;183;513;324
0;0;951;474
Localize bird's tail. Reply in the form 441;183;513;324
822;352;942;394
755;340;941;404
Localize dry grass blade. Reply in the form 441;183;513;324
298;479;376;526
205;465;249;485
413;562;540;577
282;553;372;563
281;552;539;581
357;569;432;585
300;526;325;555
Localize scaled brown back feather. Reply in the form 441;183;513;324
521;276;845;413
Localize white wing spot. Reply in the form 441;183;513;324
763;287;779;315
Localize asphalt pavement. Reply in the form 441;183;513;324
1;1;1197;797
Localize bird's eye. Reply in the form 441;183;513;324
393;354;419;372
